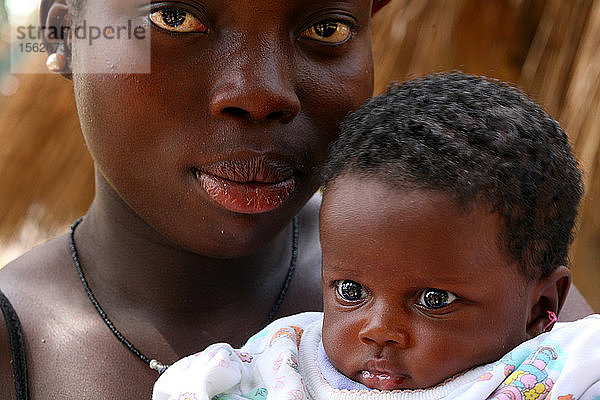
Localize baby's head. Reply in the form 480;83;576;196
319;72;583;390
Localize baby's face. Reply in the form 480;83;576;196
319;175;535;390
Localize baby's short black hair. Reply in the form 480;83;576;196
322;72;583;279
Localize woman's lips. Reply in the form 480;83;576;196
199;156;297;183
197;171;296;214
194;155;299;214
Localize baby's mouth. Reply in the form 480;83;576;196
358;364;410;390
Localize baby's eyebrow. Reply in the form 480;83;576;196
322;263;478;287
321;263;394;281
321;263;357;275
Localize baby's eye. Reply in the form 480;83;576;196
149;8;207;33
335;280;367;303
300;21;352;44
417;289;458;309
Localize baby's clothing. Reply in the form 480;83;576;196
153;313;600;400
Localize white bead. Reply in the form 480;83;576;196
149;359;160;371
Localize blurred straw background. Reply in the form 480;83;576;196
0;0;598;311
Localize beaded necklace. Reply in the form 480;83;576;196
69;216;298;374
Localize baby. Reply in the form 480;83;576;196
153;72;600;400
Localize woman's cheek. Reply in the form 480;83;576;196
299;51;374;150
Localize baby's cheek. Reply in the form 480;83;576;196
321;310;359;374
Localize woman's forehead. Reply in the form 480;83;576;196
74;0;383;14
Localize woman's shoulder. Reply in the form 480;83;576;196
0;234;72;299
0;233;95;353
0;234;160;398
0;233;76;343
559;284;595;321
0;234;74;399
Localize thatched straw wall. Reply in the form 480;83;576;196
1;1;599;310
0;53;93;261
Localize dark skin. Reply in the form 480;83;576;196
0;0;373;398
0;1;593;399
320;176;571;390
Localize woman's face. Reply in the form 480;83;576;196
70;0;374;256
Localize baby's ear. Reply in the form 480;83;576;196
40;0;72;77
526;266;571;337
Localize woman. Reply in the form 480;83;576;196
0;0;591;399
0;0;388;398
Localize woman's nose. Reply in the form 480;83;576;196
209;42;301;123
358;309;411;349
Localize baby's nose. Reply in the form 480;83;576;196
358;308;411;349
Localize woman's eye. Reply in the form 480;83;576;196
300;21;352;44
417;289;458;309
149;8;207;33
335;280;367;302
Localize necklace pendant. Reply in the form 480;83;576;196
149;359;169;375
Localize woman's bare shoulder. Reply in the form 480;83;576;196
0;234;72;299
0;234;94;358
0;235;158;398
0;235;72;399
0;237;78;355
561;284;595;321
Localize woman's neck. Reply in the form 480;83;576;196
73;175;295;324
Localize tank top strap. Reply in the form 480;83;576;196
0;289;29;400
